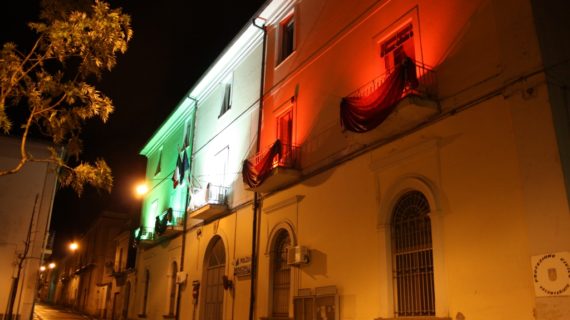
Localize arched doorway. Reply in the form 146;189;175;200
202;236;226;320
271;229;291;317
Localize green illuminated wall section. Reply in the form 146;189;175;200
139;104;196;237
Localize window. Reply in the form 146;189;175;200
150;200;159;220
118;247;123;272
277;110;293;146
276;109;293;166
271;230;291;317
278;14;295;64
202;236;226;320
391;190;434;317
213;147;229;188
219;74;232;117
155;147;163;176
183;118;193;149
294;286;339;320
380;23;415;71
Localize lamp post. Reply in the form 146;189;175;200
69;242;79;252
134;182;149;198
132;181;148;244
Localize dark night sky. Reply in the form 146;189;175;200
0;0;266;257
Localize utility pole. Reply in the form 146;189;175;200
5;194;39;320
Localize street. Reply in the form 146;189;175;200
33;303;92;320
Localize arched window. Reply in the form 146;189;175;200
202;236;225;320
168;261;178;316
391;190;434;317
271;230;291;317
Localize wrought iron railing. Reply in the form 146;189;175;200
157;209;184;228
206;184;229;205
347;60;437;99
189;184;229;211
250;143;301;169
135;227;156;241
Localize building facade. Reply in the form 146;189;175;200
134;0;570;319
0;136;58;320
105;228;138;320
52;211;130;319
134;15;265;320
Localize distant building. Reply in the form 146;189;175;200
52;211;130;319
134;0;570;319
0;136;58;320
108;228;137;319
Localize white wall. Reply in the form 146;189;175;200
0;137;57;320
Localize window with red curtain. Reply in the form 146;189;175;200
277;109;293;166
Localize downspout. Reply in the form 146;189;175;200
250;17;267;320
175;97;198;320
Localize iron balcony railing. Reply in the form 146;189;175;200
189;184;229;211
135;227;156;241
134;210;186;245
347;60;437;99
157;209;184;228
205;184;229;205
250;143;301;170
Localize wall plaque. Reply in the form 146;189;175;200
531;252;570;297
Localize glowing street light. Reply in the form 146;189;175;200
69;242;79;252
39;266;46;272
48;262;56;269
134;182;149;198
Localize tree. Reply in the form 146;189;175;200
0;0;132;195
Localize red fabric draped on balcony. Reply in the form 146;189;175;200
340;57;418;133
242;140;282;188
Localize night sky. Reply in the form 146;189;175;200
0;0;266;257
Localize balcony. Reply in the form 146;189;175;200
134;227;156;248
74;263;95;275
348;60;437;100
188;184;229;221
341;60;439;141
157;209;184;238
244;142;301;193
134;211;184;248
42;232;55;257
110;267;134;286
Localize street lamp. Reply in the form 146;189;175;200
69;241;79;252
134;182;149;198
39;265;46;272
48;262;56;269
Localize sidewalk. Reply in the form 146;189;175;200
34;302;94;320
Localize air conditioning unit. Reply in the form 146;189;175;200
287;245;310;266
176;271;188;284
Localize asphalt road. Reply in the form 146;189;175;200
33;303;93;320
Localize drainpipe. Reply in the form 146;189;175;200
175;96;198;320
249;17;267;320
